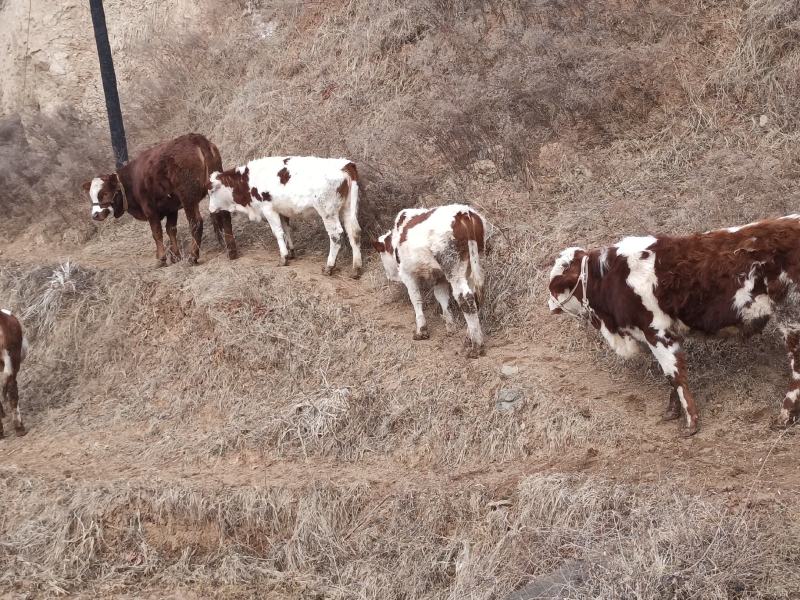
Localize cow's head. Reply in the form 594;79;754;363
371;231;400;282
548;246;587;315
82;173;124;221
208;167;261;221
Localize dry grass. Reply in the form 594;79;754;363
3;0;800;597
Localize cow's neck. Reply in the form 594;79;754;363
115;164;143;219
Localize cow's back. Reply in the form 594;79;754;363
652;217;800;332
127;134;221;206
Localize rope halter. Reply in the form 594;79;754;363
549;253;594;320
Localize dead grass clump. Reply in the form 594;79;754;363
2;470;798;598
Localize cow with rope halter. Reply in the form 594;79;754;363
549;215;800;436
82;133;238;266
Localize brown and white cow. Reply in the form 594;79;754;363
373;204;487;358
82;133;238;266
207;156;362;277
548;215;800;436
0;309;28;437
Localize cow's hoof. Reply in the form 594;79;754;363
14;425;26;437
413;327;430;341
187;257;198;266
287;249;296;259
322;265;334;276
277;258;288;267
228;249;239;260
350;267;362;280
466;346;484;359
681;422;699;437
156;259;167;268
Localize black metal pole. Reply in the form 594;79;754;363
89;0;128;168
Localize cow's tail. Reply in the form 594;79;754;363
467;211;486;306
340;162;360;230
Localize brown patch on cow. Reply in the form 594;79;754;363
216;167;252;207
261;191;272;202
341;162;359;182
396;211;408;230
399;210;434;244
452;210;486;261
278;167;291;185
337;179;349;199
283;157;290;165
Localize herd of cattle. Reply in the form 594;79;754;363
1;133;800;439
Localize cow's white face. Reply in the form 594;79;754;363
373;231;400;282
207;172;235;214
82;174;122;221
548;246;585;315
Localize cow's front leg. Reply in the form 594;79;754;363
646;330;699;436
401;273;428;340
165;211;181;263
148;217;167;267
781;329;800;426
184;205;203;264
263;210;289;266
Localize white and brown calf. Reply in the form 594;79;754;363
0;309;28;437
207;156;362;277
373;204;487;358
548;215;800;436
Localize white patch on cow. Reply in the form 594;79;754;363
732;265;773;321
615;236;672;332
550;247;582;279
1;308;11;316
89;177;105;215
0;349;11;386
677;387;691;426
377;231;400;282
786;388;800;402
600;323;640;358
649;339;678;378
598;248;609;276
779;214;800;221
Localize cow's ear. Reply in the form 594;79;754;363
81;180;92;192
108;173;119;186
371;240;385;253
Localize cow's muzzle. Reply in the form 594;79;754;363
92;209;111;222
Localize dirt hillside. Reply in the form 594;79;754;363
2;1;800;598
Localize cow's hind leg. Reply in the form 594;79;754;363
401;273;429;340
645;330;699;436
280;216;296;259
6;377;24;436
662;387;682;422
433;281;457;334
165;211;181;263
781;329;800;426
320;213;344;276
148;217;167;267
452;277;484;358
342;210;362;279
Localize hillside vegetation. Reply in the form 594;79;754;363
1;1;800;598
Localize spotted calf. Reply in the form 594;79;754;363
548;215;800;436
373;204;486;358
207;156;362;277
0;309;28;437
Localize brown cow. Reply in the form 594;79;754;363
0;309;28;437
548;214;800;436
82;133;238;266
